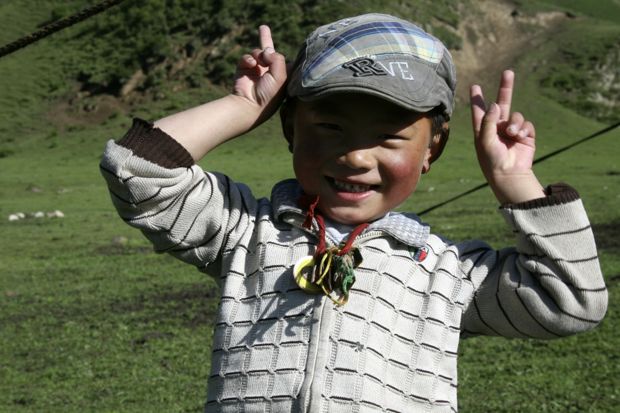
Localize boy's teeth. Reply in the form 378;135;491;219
333;179;370;193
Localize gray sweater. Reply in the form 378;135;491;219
100;119;608;413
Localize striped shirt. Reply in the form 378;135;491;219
100;119;607;412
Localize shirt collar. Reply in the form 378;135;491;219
270;179;430;247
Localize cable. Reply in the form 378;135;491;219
417;120;620;216
0;0;127;59
1;0;617;218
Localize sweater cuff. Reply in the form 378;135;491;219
116;118;195;168
502;183;580;210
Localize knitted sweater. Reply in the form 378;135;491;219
100;119;607;413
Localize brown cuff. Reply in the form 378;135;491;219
503;183;580;210
116;118;194;168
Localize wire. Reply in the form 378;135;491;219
0;0;127;59
417;120;620;217
1;0;617;218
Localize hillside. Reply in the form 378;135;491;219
8;0;617;128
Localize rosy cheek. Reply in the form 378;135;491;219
386;156;420;181
383;153;425;201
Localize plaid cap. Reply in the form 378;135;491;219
287;13;457;118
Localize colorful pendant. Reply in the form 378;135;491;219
292;247;363;306
293;255;323;294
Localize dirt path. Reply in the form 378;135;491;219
452;0;570;105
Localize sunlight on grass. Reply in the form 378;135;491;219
1;1;618;412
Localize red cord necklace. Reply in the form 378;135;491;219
294;195;368;305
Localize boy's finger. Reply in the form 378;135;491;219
519;121;536;140
250;48;264;65
480;102;500;144
237;54;256;69
470;84;486;137
496;70;514;121
506;112;525;137
259;25;274;50
261;50;287;83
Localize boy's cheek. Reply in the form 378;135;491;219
293;152;321;192
386;155;424;180
293;138;330;169
383;156;426;201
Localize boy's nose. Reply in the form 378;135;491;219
337;147;376;171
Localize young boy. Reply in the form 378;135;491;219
100;13;607;413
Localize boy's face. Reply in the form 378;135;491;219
289;93;438;225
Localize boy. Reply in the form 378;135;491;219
100;13;607;413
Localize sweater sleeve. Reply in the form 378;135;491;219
459;184;608;339
99;119;258;275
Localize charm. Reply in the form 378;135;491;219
293;255;322;293
293;247;364;306
321;247;363;306
410;246;428;262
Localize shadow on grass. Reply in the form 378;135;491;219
592;219;620;252
1;283;220;338
112;285;220;330
95;244;153;255
592;219;620;289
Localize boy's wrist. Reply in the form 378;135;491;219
226;93;267;124
488;171;546;205
221;92;284;134
208;93;264;135
153;93;270;162
502;182;580;210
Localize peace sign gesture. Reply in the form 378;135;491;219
470;70;545;204
234;25;287;116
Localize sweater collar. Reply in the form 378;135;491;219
270;179;430;247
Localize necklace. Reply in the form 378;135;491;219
293;195;368;306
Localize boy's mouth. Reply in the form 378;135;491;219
329;177;375;193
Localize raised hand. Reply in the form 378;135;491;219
470;70;545;204
153;26;287;161
234;25;287;112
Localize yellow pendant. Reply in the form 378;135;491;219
293;255;322;294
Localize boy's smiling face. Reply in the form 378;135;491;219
288;93;440;225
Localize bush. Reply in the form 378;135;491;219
59;0;463;96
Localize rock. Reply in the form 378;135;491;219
120;69;146;97
112;236;128;246
46;210;65;218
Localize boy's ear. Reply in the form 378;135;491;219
279;99;295;153
422;122;449;174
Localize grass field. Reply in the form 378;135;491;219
1;1;618;412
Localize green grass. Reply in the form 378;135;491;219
1;1;619;412
519;0;620;23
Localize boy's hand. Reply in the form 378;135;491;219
470;70;545;204
154;25;287;161
234;25;287;121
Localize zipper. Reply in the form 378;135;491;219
348;229;384;245
301;294;327;412
300;229;384;411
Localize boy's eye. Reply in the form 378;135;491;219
316;122;342;131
